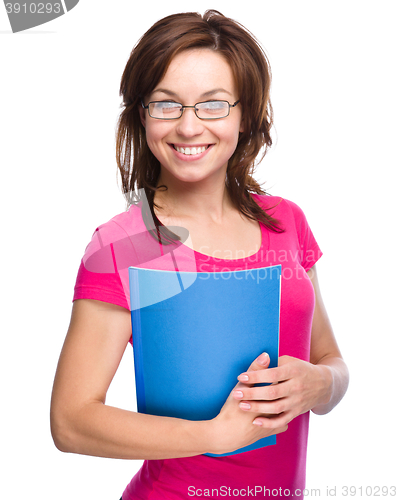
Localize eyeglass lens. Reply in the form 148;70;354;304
148;101;230;119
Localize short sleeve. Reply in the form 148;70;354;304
284;199;323;271
72;217;133;310
73;259;129;310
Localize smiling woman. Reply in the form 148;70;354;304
50;9;348;500
116;11;281;237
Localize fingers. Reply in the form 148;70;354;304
234;381;283;401
233;352;281;403
232;352;271;392
237;354;294;386
232;354;291;417
253;417;289;434
237;353;270;384
238;397;287;415
249;352;271;370
238;359;290;385
252;410;290;432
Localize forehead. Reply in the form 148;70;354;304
152;49;237;99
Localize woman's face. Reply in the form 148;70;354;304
140;48;243;188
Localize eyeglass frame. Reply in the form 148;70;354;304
141;99;240;120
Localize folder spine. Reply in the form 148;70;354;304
130;269;146;413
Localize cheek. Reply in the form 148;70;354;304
216;121;242;148
145;123;171;151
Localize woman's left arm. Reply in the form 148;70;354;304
233;264;349;421
306;264;349;415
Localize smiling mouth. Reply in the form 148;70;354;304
173;145;210;156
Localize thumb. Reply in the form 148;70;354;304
235;352;270;389
246;352;270;373
234;353;270;387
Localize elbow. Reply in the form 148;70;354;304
50;418;72;453
50;406;78;453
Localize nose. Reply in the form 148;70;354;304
175;107;205;138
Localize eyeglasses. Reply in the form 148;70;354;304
141;100;240;120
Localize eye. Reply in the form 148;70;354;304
201;101;226;110
196;101;229;118
156;101;181;110
147;101;182;119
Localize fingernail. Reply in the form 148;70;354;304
239;402;251;410
253;420;263;426
256;352;269;365
233;390;244;399
238;374;249;382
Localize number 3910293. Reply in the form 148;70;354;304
5;3;62;14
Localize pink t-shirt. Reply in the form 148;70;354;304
73;195;322;500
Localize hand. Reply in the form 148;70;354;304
209;353;289;455
232;354;332;426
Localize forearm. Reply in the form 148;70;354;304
51;402;214;460
311;356;349;415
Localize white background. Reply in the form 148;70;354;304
1;1;397;498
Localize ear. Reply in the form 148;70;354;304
139;102;146;128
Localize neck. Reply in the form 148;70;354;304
154;174;234;224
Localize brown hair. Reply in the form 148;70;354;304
116;10;283;241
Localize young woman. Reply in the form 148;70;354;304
50;10;349;500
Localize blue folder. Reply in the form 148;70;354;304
129;265;281;457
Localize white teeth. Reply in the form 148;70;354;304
175;146;207;155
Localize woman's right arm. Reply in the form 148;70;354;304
50;299;287;460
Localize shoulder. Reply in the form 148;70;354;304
85;203;147;252
81;204;145;272
251;194;318;242
94;204;144;241
251;193;307;222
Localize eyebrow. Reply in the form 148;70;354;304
151;88;233;99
